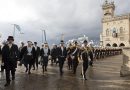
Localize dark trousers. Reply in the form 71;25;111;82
42;56;49;72
33;56;39;69
72;58;79;74
5;67;16;83
67;56;72;70
1;65;4;72
82;61;88;78
59;57;65;75
25;62;32;72
89;54;93;66
95;53;99;59
51;57;57;64
24;55;33;72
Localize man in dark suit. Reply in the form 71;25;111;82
40;43;50;73
33;42;40;70
0;45;1;55
58;40;67;76
0;45;2;71
20;41;36;74
51;44;58;65
0;45;4;72
18;42;25;66
2;36;19;86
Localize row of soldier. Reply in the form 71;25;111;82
0;36;122;87
94;48;122;59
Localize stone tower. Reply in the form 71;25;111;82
102;0;115;18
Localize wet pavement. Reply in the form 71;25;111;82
0;55;130;90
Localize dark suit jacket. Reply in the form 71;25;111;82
40;48;50;57
2;44;19;68
34;46;40;57
20;46;36;60
51;48;58;58
81;51;89;62
0;46;2;55
58;47;67;58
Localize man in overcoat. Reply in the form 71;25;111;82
2;36;19;86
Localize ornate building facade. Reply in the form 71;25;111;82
100;0;130;47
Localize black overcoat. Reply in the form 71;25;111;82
2;44;19;69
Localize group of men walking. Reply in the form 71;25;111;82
0;36;122;87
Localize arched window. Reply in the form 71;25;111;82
119;43;125;47
106;43;111;47
112;28;118;38
113;43;118;47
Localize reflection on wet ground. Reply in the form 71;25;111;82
1;55;130;90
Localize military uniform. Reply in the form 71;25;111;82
67;45;73;70
70;42;80;74
88;46;94;66
81;40;89;80
81;48;89;80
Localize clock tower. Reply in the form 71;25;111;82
102;0;115;18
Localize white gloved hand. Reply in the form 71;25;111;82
1;63;4;66
49;55;52;60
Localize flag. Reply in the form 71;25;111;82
14;24;21;32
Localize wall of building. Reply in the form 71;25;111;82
102;18;130;47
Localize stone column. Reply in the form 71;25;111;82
120;47;130;77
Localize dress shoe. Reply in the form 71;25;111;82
12;77;15;80
84;78;87;80
28;72;31;74
25;69;28;72
45;69;47;71
4;82;10;87
33;68;35;70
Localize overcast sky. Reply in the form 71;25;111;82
0;0;130;45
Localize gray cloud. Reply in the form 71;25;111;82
0;0;130;45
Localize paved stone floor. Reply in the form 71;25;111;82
0;55;130;90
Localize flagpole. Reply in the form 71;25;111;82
13;24;15;38
41;30;44;43
44;30;47;43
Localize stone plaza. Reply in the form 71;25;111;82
0;55;130;90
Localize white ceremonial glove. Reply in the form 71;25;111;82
1;63;4;66
71;56;75;59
